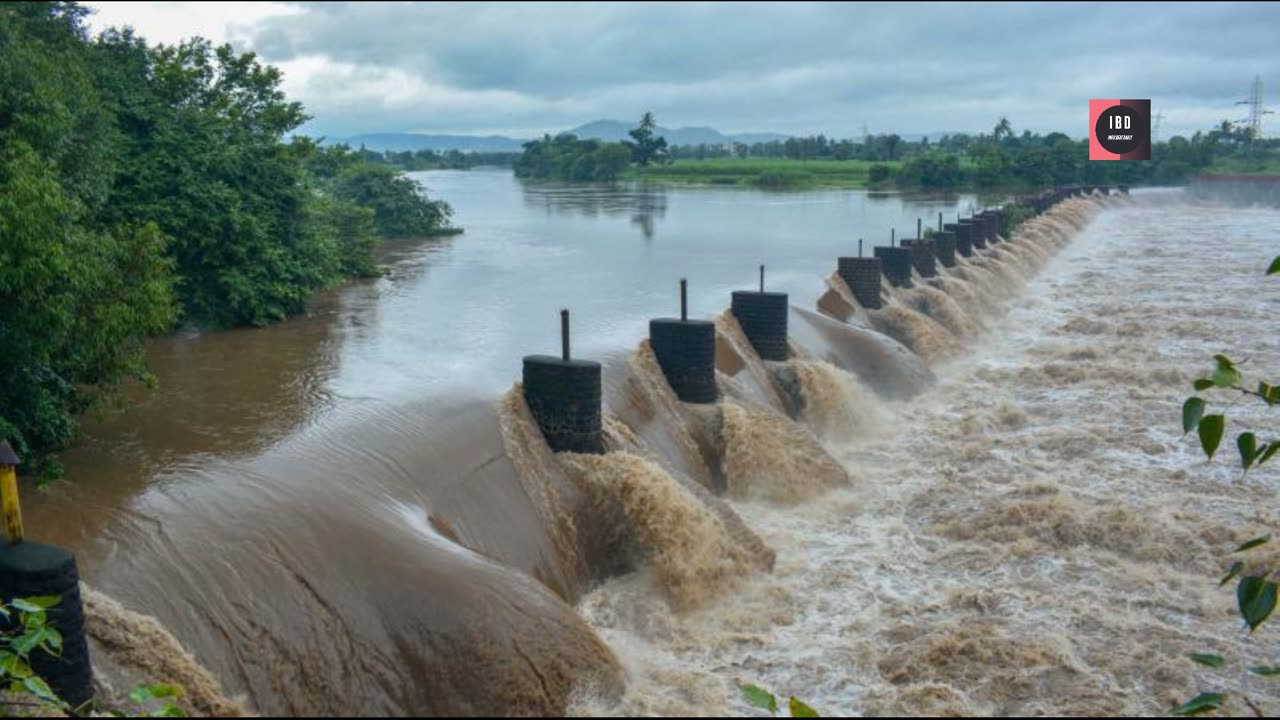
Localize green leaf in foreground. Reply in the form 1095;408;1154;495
1211;365;1240;389
739;683;778;715
1219;561;1245;587
1182;397;1206;435
1193;378;1215;391
1199;414;1225;461
0;651;32;680
1249;665;1280;677
1268;255;1280;275
1257;442;1280;467
789;697;820;718
145;684;184;700
1238;432;1259;471
1236;534;1272;553
1172;692;1226;716
1188;653;1225;668
1237;576;1278;632
10;597;58;614
21;675;59;704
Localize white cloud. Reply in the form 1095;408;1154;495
83;1;302;46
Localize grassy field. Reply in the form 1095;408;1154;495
1202;156;1280;176
623;158;903;188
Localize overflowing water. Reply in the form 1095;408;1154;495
570;192;1280;717
21;175;1280;716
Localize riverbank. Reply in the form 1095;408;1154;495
624;158;900;188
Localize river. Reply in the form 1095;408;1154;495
22;171;1280;716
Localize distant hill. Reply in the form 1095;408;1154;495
329;133;527;153
566;119;789;146
328;122;792;153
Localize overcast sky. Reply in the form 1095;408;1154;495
83;1;1279;141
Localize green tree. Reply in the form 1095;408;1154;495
993;116;1013;143
513;134;633;182
0;2;459;473
329;162;454;240
625;111;668;166
0;3;176;475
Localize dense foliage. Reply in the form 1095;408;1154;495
303;143;457;241
0;2;456;475
663;117;1280;190
347;146;519;171
514;133;633;181
514;112;667;181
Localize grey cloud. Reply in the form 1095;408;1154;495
230;1;1280;139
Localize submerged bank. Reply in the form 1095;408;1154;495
27;187;1279;716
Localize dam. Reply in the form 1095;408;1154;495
17;177;1280;716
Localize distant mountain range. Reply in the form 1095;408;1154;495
330;120;791;153
326;133;527;153
562;120;790;146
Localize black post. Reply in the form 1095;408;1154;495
891;228;896;247
560;309;570;361
522;310;604;454
874;246;914;288
759;264;765;293
650;279;717;404
938;212;943;232
858;239;863;258
917;218;922;239
0;440;95;709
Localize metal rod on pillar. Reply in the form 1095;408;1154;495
938;212;943;232
859;239;863;258
891;228;895;247
917;218;922;239
680;278;688;321
560;309;570;361
759;265;765;293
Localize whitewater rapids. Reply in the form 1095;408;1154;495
567;192;1280;716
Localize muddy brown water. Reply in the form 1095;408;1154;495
21;176;1277;716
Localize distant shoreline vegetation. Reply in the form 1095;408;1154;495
343;146;521;172
507;115;1279;190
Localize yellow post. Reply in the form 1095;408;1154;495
0;442;23;545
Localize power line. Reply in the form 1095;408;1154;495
1235;75;1275;142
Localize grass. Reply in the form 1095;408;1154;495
623;158;903;189
1202;156;1280;176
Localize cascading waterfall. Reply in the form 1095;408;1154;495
562;191;1277;717
558;451;768;611
866;300;962;362
786;359;891;449
903;284;981;340
719;398;850;504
